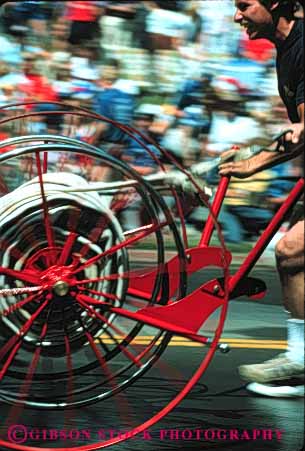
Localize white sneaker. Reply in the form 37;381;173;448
239;353;304;383
246;382;304;398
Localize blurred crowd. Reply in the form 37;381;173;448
0;0;303;242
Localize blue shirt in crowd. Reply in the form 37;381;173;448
93;88;135;143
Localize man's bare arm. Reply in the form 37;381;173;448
219;104;304;178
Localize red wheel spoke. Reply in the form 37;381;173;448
58;207;82;265
0;314;47;384
0;173;9;194
43;151;48;173
0;299;48;363
35;151;55;259
72;272;128;286
58;232;78;266
15;322;48;396
20;223;49;269
81;321;134;426
1;290;43;317
133;335;162;363
71;270;152;306
84;328;114;379
77;286;120;302
63;312;75;409
4;320;49;429
61;304;74;397
73;221;168;275
76;295;161;334
77;214;110;261
77;295;172;371
0;266;40;285
76;295;143;368
0;340;24;383
64;334;74;394
75;293;111;308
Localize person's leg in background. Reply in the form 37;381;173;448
217;205;246;243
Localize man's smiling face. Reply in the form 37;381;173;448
234;0;275;39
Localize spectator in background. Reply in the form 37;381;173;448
0;2;30;37
161;117;199;167
0;1;53;43
0;60;25;89
175;71;218;138
120;109;161;230
205;78;263;155
63;1;104;46
124;109;160;175
49;18;71;53
207;108;263;155
0;26;25;66
70;42;100;82
24;2;54;41
14;52;61;135
0;83;19;106
145;2;192;52
51;62;75;100
18;52;59;103
266;161;298;211
199;0;240;55
184;1;204;44
132;2;155;50
91;58;136;145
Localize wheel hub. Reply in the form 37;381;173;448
53;280;70;297
37;265;75;296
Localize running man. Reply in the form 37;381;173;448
219;0;304;397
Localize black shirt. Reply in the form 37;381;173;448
276;19;304;123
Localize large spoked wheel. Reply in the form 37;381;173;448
0;137;185;409
0;103;229;450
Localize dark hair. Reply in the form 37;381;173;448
260;0;303;17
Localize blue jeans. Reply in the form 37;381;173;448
219;205;273;242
